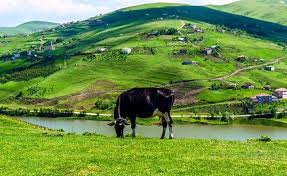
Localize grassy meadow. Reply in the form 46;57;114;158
1;115;287;175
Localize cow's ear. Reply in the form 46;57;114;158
157;90;174;98
108;121;115;126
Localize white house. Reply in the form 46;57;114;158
47;41;54;51
273;88;287;99
27;51;32;56
121;48;132;54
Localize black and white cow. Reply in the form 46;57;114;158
108;88;175;139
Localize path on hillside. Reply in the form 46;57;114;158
168;58;283;87
213;58;283;81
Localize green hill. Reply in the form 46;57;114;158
212;0;287;25
0;21;59;36
0;3;286;111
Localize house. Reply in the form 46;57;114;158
251;93;277;103
204;48;213;55
149;30;160;36
13;53;20;58
226;83;237;89
27;51;32;56
242;83;254;89
264;85;272;91
236;55;247;62
178;37;187;43
47;41;54;51
273;88;287;99
182;61;198;65
264;66;275;71
121;48;132;54
11;53;20;61
173;49;187;55
98;48;107;52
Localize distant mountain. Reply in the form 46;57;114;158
0;21;59;36
212;0;287;25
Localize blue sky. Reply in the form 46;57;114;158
0;0;238;27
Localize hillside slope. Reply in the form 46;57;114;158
0;21;59;36
212;0;287;25
0;3;286;111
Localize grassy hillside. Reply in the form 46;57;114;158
212;0;287;25
0;3;286;111
1;115;287;175
0;21;59;36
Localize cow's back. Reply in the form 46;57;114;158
118;88;173;118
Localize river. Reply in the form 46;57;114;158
14;117;287;141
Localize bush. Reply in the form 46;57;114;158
258;135;272;142
94;99;115;110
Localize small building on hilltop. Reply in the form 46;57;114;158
236;55;247;62
47;41;54;51
251;93;277;103
264;66;275;71
273;88;287;99
242;82;254;89
182;61;198;65
204;48;213;55
263;85;272;91
121;48;132;54
178;37;187;43
11;53;20;61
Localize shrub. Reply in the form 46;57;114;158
258;135;272;142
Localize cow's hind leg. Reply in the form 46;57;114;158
161;117;167;139
164;112;174;139
130;116;136;138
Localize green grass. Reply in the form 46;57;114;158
0;21;59;36
212;0;287;25
1;115;287;175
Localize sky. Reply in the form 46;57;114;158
0;0;238;27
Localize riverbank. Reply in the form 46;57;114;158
1;106;287;127
1;115;287;175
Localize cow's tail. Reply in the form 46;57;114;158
114;96;122;120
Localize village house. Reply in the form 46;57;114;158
264;66;275;71
173;49;187;55
182;61;198;65
204;45;219;55
236;55;247;62
264;85;272;91
27;50;32;56
97;48;107;52
121;48;132;54
11;53;20;61
178;37;187;43
204;48;213;55
273;88;287;99
242;82;254;89
251;93;277;103
46;41;54;51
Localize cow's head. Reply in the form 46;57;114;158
108;118;130;138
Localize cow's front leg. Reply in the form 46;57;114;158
130;117;136;138
168;112;174;139
161;117;167;139
163;112;173;139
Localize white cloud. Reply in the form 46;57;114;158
0;0;238;26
